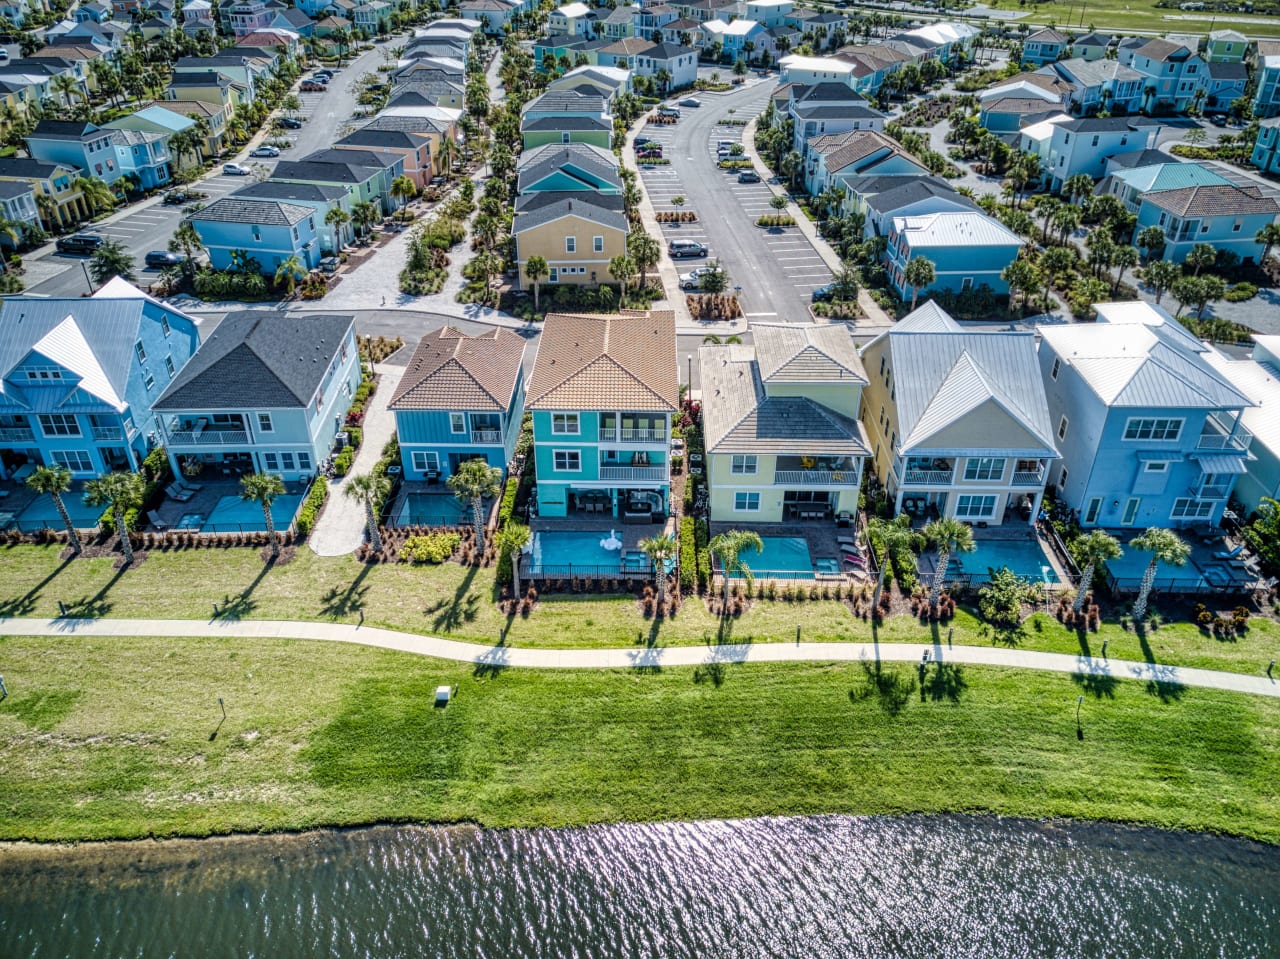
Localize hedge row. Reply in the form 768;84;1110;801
495;475;520;583
295;478;329;537
695;518;710;593
679;516;697;594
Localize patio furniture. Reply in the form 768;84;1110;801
193;418;207;439
146;510;169;531
11;463;33;480
1214;544;1245;561
836;536;861;551
179;479;204;493
165;482;194;502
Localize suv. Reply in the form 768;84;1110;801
657;105;680;119
56;233;103;255
300;79;326;92
668;239;708;259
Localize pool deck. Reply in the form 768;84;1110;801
531;516;673;551
153;479;308;532
709;519;868;582
918;526;1072;589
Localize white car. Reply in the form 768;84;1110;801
222;162;252;175
679;268;710;290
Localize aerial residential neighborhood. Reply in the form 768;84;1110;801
3;0;1280;952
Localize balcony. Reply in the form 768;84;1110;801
0;426;34;442
1197;414;1253;453
903;469;954;485
773;469;859;486
598;427;666;444
167;429;250;446
599;465;667;482
471;429;502;444
1189;483;1232;500
1011;470;1046;487
92;426;124;441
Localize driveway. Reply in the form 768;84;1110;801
635;81;832;321
19;44;389;299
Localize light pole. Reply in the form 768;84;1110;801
81;260;95;294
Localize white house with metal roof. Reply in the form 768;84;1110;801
859;302;1058;526
1038;301;1254;530
885;211;1024;302
699;324;870;524
1202;336;1280;514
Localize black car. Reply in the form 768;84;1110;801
737;170;761;183
56;233;103;255
278;116;303;129
145;250;186;268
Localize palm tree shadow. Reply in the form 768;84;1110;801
62;563;129;621
922;662;967;704
473;641;509;679
216;556;279;621
1132;619;1186;701
0;555;75;617
319;562;373;620
1072;669;1118;699
427;565;479;632
850;658;916;716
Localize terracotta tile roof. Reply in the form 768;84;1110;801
526;310;677;412
389;327;526;412
1144;183;1280;218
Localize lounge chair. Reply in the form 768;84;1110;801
179;478;203;493
146;509;169;531
836;536;861;550
1213;544;1244;561
164;482;194;503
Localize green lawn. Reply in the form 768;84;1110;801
1;634;1277;843
1;544;1277;676
972;0;1280;38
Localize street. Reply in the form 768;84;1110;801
636;82;833;321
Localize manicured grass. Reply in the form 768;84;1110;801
0;634;1277;843
978;0;1280;37
1;545;1279;676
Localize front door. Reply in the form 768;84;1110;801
1121;497;1140;526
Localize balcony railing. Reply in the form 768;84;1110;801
167;429;250;446
1011;470;1045;487
903;469;954;485
92;426;124;441
1190;483;1232;500
599;465;667;482
0;426;34;442
1197;418;1253;453
599;428;666;444
773;469;859;486
471;429;501;444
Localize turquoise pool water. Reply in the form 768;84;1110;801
961;540;1059;584
12;492;102;532
532;531;623;574
1105;549;1205;587
397;493;466;527
203;494;304;533
729;536;814;579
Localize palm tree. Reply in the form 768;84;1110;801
344;472;391;553
608;254;636;300
639;534;678;606
89;238;136;285
1071;530;1122;615
922;516;975;606
866;514;918;612
273;254;307;295
437;135;460;178
708;529;764;609
325;207;352;249
1110;245;1139;295
390;174;417;212
447;458;502;553
84;471;146;565
1136;225;1166;262
51;73;84;109
1143;259;1180;305
1051;203;1082;245
351;200;379;239
903;255;935;310
628;231;660;291
1002;257;1040;313
168;220;203;280
74;176;115;216
494;521;531;598
1061;173;1094;206
1130;527;1190;620
1186;242;1217;276
240;472;286;560
25;465;82;553
524;254;547;310
1256;222;1280;265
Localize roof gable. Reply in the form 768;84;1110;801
389;327;525;412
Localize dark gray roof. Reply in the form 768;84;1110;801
0;180;33;200
191;197;312;226
1073;32;1112;46
524;90;607;114
0;157;72;180
1057;116;1156;133
514;190;625;214
275;7;310;26
272;159;381;184
521;116;611;132
1104;148;1178;170
170;70;233;87
303;147;399;169
336;127;430;149
795;80;865;103
234;180;349;203
155;313;354;411
517;142;621;191
513;194;626;233
792;103;882;120
864;179;977;217
1208;61;1248;80
639;42;694;59
29;119;102;141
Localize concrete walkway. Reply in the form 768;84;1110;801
307;361;404;557
4;616;1278;698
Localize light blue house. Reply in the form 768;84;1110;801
190;197;321;274
0;278;201;480
1021;27;1068;66
1254;55;1280;118
885;211;1023;301
153;312;360;482
25;119;120;183
1131;182;1279;266
525;311;678;520
1251;117;1280;175
389;326;528;482
1204;336;1280;515
1038;301;1254;530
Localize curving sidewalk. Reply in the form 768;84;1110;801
3;616;1278;699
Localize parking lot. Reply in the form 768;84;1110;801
634;83;832;320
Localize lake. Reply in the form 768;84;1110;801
2;815;1278;958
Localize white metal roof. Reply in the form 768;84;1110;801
554;2;591;16
780;54;856;74
891;211;1023;248
1020;114;1072;142
1204;348;1280;458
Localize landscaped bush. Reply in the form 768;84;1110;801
402;531;461;564
1225;282;1259;302
679;516;697;594
812;301;859;318
756;214;795;227
495;476;520;583
193;269;269;301
654;211;698;222
686;293;743;320
332;447;355;477
695;518;710;593
295;478;328;537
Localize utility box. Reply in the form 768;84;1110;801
434;685;453;708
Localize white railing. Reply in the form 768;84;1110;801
167;429;250;446
471;429;502;444
1011;470;1045;487
92;426;124;441
903;469;953;485
773;469;858;486
598;428;666;443
0;427;33;442
599;465;667;482
1191;484;1232;500
1198;416;1253;453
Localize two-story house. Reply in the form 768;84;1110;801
860;302;1058;526
333;126;433;188
1251;117;1280;176
1040;58;1144;115
885;211;1024;302
548;2;593;37
787;81;885;160
1128;180;1280;265
230;180;354;253
189;197;321;274
525;310;678;520
1127;38;1207;114
0;278;201;480
520;89;613;150
1254;55;1280;118
1206;29;1250;63
1022;27;1068;66
513;194;628;289
272;149;402;215
1018;115;1162;192
153;312;360;481
0;180;41;241
0;157;88;229
1071;32;1113;61
1038;301;1253;529
516;142;621;196
700;324;870;524
25;119;120;185
632;42;698;91
1202;336;1280;514
802;128;926;197
389;327;527;482
841;174;979;239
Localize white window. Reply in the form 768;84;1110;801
258;413;273;433
450;412;467;434
411;450;440;473
734;491;760;512
731;454;757;474
1171;497;1214;519
1059;467;1069;488
1123;417;1182;441
549;267;559;282
1084;496;1102;524
553;449;580;471
281;452;295;470
551;413;579;435
1058;416;1069;440
299;452;312;471
963;457;1005;481
160;315;170;336
165;356;175;377
144;372;155;391
955;494;997;519
263;452;278;470
51;450;93;472
1050;357;1060;380
1143;460;1168;472
565;236;576;253
39;413;80;436
593;235;604;252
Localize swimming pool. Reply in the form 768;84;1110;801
396;493;466;527
531;531;624;575
1105;549;1205;589
728;536;815;580
12;492;103;532
959;539;1059;584
203;494;304;533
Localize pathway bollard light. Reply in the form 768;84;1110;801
57;601;66;618
1102;640;1108;660
1269;659;1275;679
358;608;364;626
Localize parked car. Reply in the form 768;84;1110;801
679;97;701;108
278;116;303;129
634;136;658;147
162;189;205;204
300;80;326;92
811;282;836;302
737;170;761;183
145;250;186;268
249;145;280;158
313;70;333;79
1209;114;1228;127
223;162;251;175
668;239;708;258
679;267;722;290
637;146;663;159
657;106;680;119
56;233;103;255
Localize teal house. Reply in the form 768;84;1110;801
885;211;1023;301
388;327;528;482
525;311;678;521
189;197;321;274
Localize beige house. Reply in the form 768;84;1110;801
513;195;628;288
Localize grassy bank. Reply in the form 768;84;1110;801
1;635;1277;843
1;545;1278;676
1001;0;1280;38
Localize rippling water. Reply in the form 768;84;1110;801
2;816;1278;958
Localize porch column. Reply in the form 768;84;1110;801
893;486;904;516
1028;489;1044;526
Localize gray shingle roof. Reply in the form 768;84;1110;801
335;127;430;149
191;197;312;226
516;142;621;192
154;312;354;411
523;90;607;115
515;190;625;215
0;157;76;180
233;180;349;203
272;159;381;184
520;115;611;132
512;194;627;233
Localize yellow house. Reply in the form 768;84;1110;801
165;73;240;114
513;195;629;288
149;99;230;157
0;157;89;228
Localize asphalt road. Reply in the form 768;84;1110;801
20;44;389;299
635;82;833;321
